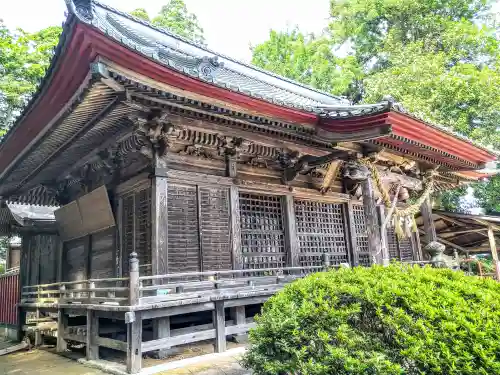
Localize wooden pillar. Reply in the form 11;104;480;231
86;310;99;361
487;226;500;281
214;301;226;353
151;154;170;358
230;306;247;343
56;308;68;352
361;178;382;264
126;313;142;374
342;200;359;267
56;240;64;282
151;154;168;277
229;186;243;270
420;197;437;243
377;205;390;266
283;195;299;267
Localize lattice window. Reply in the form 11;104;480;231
199;187;232;271
121;194;134;276
398;236;415;262
167;184;200;274
352;204;371;266
295;200;348;266
386;224;416;262
239;193;286;269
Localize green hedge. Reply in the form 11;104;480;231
242;265;500;375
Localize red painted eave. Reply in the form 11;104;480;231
388;112;496;165
1;21;496;178
319;110;496;167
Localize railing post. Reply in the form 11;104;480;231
322;253;331;271
129;252;139;306
88;281;95;303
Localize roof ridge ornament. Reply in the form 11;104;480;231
198;56;223;81
382;95;408;114
66;0;94;22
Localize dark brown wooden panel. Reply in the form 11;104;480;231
28;236;39;286
167;184;200;273
64;237;87;287
37;234;58;285
239;193;286;269
352;205;371;266
121;194;135;276
199;187;231;271
294;200;348;266
91;228;115;279
135;188;152;276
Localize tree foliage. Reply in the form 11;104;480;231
251;0;500;213
131;0;205;44
243;265;500;374
251;29;362;100
0;22;61;135
474;174;500;214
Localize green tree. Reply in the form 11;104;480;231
131;0;205;44
251;29;362;100
130;8;150;22
474;174;500;214
251;0;500;213
0;22;61;135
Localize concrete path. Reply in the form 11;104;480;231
0;347;107;374
0;342;249;375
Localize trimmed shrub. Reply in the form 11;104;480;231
242;265;500;375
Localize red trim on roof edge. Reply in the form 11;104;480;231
0;22;495;176
0;27;96;172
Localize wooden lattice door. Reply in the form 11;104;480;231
294;200;349;266
199;187;232;271
387;225;417;262
120;187;152;276
239;193;286;269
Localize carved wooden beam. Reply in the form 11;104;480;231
282;150;352;184
320;161;342;194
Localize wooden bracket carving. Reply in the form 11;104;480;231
282;150;351;184
136;111;180;158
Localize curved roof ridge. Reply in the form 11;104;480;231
90;0;349;105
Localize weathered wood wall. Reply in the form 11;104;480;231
22;233;59;286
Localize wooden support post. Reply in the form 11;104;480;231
86;310;99;361
361;178;382;264
283;195;299;267
153;317;171;358
129;253;139;306
57;241;64;283
229;186;243;269
342;201;356;266
34;298;42;347
57;307;68;352
151;154;168;277
214;301;226;353
151;154;170;358
378;206;390;266
126;313;142;374
487;226;500;281
421;197;437;243
230;306;247;343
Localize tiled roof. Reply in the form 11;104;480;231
72;0;349;110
